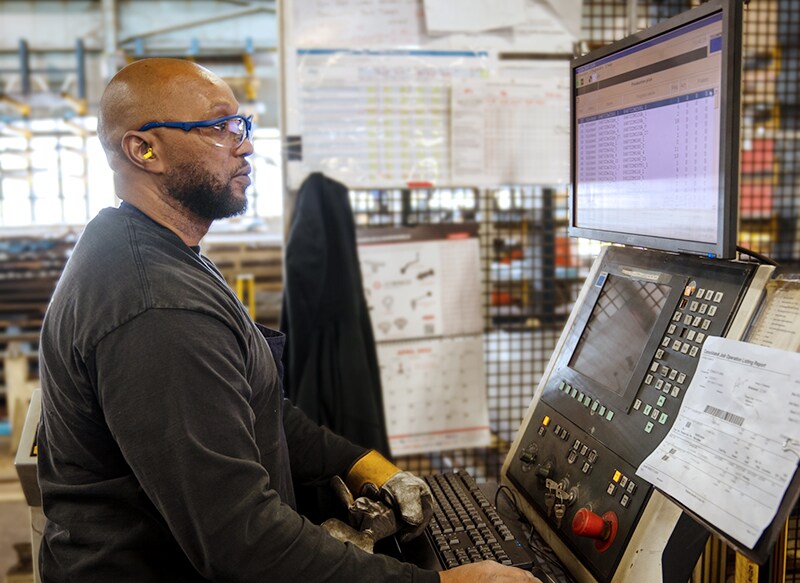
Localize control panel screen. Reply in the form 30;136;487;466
569;274;671;397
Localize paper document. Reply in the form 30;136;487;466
423;0;526;33
636;336;800;548
747;278;800;352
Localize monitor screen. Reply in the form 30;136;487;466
569;0;742;258
569;274;671;397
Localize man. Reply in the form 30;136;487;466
37;58;539;583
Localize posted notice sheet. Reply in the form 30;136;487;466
636;336;800;548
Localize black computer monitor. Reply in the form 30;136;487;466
569;0;743;259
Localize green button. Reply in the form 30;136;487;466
591;401;599;412
578;391;585;402
643;404;652;416
584;397;591;408
659;412;669;425
644;421;654;433
599;406;606;416
606;410;614;421
559;381;565;391
570;388;578;398
657;396;666;407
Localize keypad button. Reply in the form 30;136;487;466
560;429;569;440
568;450;577;464
612;470;622;483
697;288;706;298
692;316;702;327
633;399;642;411
591;400;599;412
690;301;699;312
681;343;690;354
671;386;681;398
651;408;659;420
650;361;659;372
698;303;708;314
570;387;578;398
668;369;678;381
582;462;592;474
619;475;629;488
714;291;724;303
701;319;711;330
644;421;654;433
659;412;669;425
656;349;665;359
672;340;682;351
703;289;713;300
661;365;670;377
580;445;589;456
683;314;693;325
626;481;638;495
690;346;699;357
662;336;671;347
677;372;686;384
607;482;617;496
588;450;598;463
644;374;653;385
686;329;696;341
599;406;607;416
620;494;631;508
662;382;671;394
643;404;652;416
554;424;562;434
668;324;676;335
708;305;718;317
696;332;705;343
573;439;581;451
657;395;666;407
655;379;664;390
672;311;682;322
606;410;614;421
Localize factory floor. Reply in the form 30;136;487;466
0;437;33;582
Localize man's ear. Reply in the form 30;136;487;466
121;131;164;172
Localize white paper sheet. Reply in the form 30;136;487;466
636;336;800;548
293;49;490;188
747;279;800;352
359;236;483;341
451;65;570;186
423;0;527;33
379;335;490;456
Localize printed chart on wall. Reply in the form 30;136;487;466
358;224;490;456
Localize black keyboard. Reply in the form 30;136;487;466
423;470;533;570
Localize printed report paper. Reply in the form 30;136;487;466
636;336;800;548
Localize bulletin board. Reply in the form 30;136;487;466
279;0;578;190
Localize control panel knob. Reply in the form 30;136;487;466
535;461;553;480
571;508;618;552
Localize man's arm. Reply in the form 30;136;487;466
95;309;437;583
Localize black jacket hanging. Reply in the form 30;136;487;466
281;172;390;456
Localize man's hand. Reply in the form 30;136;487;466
344;451;433;543
439;561;542;582
380;470;433;542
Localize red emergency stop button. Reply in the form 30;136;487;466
571;508;618;552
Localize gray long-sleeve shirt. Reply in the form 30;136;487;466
37;202;439;583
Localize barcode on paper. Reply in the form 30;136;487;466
703;405;745;426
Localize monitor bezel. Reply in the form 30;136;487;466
568;0;743;259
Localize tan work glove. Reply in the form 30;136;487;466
344;450;434;543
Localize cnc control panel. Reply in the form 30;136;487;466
505;247;760;582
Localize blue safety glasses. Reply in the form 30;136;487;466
138;114;253;148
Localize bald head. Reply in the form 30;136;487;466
98;58;234;168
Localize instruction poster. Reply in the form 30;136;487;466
358;224;490;455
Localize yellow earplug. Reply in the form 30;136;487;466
143;148;154;160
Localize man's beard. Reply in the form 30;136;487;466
162;161;248;221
